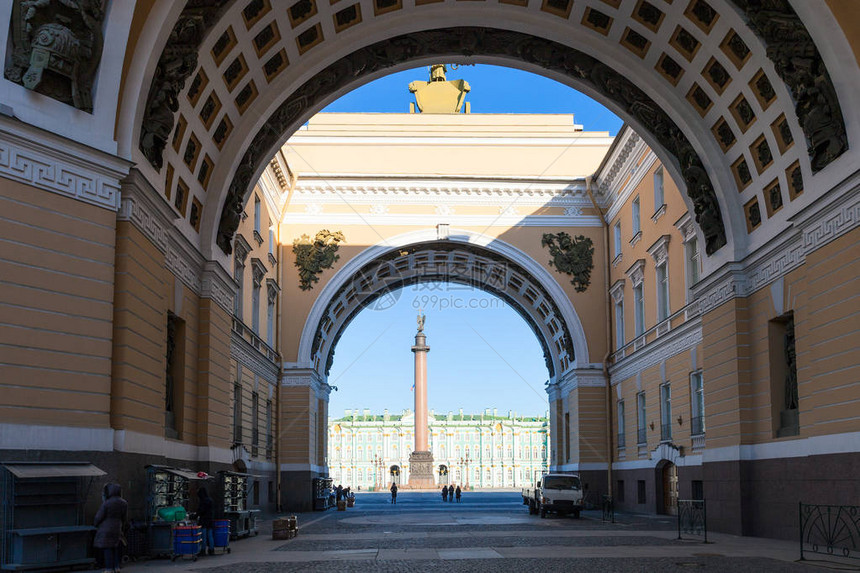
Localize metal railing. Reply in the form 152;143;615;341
602;495;615;523
677;499;707;542
661;423;673;442
637;428;647;445
691;416;705;436
800;503;860;562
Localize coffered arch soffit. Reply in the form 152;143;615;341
125;0;852;268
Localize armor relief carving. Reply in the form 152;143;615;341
5;0;106;113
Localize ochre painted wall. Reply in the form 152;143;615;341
0;181;116;428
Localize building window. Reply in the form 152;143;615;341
690;371;705;436
564;412;571;462
660;383;672;441
251;281;260;334
234;259;244;319
637;392;646;445
685;238;700;295
268;227;275;255
632;196;641;236
637;480;646;504
617;400;626;448
769;312;799;437
654;166;664;211
615;299;625;349
266;291;275;347
633;284;645;336
251;391;259;456
692;480;704;501
254;195;261;233
233;381;242;444
614;221;622;259
165;312;185;439
266;399;273;459
656;261;670;321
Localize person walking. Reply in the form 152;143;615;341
336;484;344;502
441;485;448;502
197;486;215;556
94;483;127;573
390;482;398;504
455;485;462;503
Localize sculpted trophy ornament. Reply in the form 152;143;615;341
5;0;106;112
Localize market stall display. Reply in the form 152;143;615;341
144;465;211;559
215;472;259;540
312;477;333;511
0;462;105;572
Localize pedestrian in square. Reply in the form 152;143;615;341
390;482;398;504
442;485;448;502
455;485;462;502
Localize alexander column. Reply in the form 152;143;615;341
408;310;435;488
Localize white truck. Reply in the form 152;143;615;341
521;472;584;518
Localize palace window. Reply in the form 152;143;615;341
165;312;185;439
266;287;275;346
660;383;672;442
254;195;261;233
614;221;622;259
251;391;259;456
654;166;665;212
637;392;646;445
615;299;625;349
632;196;641;236
656;261;670;322
233;381;242;444
617;400;626;448
634;284;645;336
234;259;244;319
690;371;705;436
769;312;799;437
564;412;571;462
685;238;700;294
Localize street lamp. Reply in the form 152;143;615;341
459;455;471;490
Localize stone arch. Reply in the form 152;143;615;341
297;228;591;381
118;0;855;276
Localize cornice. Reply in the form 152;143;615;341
0;117;130;211
283;213;604;228
201;261;236;314
603;151;657;223
674;212;696;243
610;280;626;303
626;259;646;287
118;169;178;253
610;318;702;383
290;180;590;206
694;183;860;315
647;235;671;266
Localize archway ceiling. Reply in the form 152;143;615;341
135;0;847;261
310;241;575;380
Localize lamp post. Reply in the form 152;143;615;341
459;455;471;490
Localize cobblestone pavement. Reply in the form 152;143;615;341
125;492;828;572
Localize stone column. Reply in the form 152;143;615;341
408;313;435;488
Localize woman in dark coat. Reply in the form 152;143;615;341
441;485;448;502
94;483;127;573
455;485;462;502
197;486;215;555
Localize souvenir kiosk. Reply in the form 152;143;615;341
215;471;260;539
0;462;105;571
144;465;211;558
312;477;334;511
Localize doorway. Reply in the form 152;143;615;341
661;462;678;515
438;465;449;485
389;465;401;486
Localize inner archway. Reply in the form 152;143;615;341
299;230;591;383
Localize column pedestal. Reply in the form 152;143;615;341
407;450;435;489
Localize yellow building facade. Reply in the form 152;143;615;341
0;0;857;541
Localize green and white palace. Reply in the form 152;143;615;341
329;409;550;489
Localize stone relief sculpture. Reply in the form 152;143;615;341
139;1;230;169
216;28;728;256
730;0;847;172
4;0;106;112
292;230;345;291
541;232;595;293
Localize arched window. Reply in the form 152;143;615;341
439;445;446;459
484;446;490;458
346;446;352;459
541;445;547;459
496;445;502;458
518;446;522;459
506;445;512;458
465;445;470;457
532;446;538;459
506;468;513;483
455;446;461;458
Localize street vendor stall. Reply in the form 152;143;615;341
0;461;105;571
144;465;211;558
215;471;260;539
312;477;334;511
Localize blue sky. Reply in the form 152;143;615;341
322;64;623;135
325;65;620;418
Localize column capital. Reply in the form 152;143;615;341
281;366;332;400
